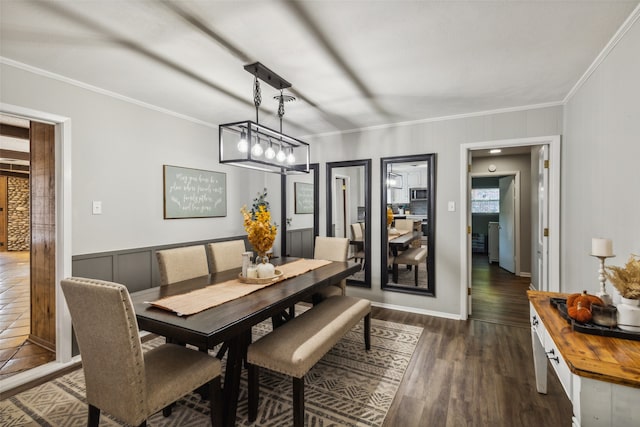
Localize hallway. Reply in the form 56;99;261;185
470;254;531;328
0;251;54;380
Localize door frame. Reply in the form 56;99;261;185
459;135;560;320
0;103;74;390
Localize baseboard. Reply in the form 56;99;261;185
371;301;462;320
520;272;531;278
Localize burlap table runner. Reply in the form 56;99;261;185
148;258;332;316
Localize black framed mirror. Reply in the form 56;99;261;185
281;163;319;258
381;154;436;295
326;159;371;288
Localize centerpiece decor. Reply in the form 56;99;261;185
241;189;278;278
606;254;640;331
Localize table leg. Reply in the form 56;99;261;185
223;331;249;427
393;263;399;283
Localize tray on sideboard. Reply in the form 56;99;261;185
550;297;640;342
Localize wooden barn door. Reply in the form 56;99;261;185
29;121;56;352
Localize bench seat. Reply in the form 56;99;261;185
247;295;371;426
393;246;428;286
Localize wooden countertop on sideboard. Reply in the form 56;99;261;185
528;290;640;388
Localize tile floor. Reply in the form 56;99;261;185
0;251;55;380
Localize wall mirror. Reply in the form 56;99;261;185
326;159;371;288
281;163;319;258
381;154;436;295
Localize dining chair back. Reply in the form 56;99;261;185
311;236;350;301
156;245;209;285
207;239;247;272
61;277;222;427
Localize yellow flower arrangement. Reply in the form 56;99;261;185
241;189;278;255
386;206;393;227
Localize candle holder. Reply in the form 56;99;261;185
590;254;615;306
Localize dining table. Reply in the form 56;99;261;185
388;230;422;283
130;257;361;427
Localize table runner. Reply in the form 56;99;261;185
148;258;332;316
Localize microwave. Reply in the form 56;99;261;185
410;188;428;200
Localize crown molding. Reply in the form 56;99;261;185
0;57;217;129
306;101;564;139
563;3;640;103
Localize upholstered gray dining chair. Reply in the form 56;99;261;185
156;245;209;285
61;277;222;427
310;236;350;302
206;239;247;272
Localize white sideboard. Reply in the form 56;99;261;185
529;291;640;427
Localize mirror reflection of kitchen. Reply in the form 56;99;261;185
386;160;430;289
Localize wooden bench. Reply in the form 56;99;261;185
247;295;371;427
393;246;428;286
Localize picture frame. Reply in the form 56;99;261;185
163;165;226;219
294;182;314;214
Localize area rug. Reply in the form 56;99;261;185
1;315;422;427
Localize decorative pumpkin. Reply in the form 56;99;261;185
567;290;604;323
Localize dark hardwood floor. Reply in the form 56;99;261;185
3;254;572;425
470;254;532;328
379;254;572;426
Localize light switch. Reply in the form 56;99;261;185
448;201;456;212
92;201;102;215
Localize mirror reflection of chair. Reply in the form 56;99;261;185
207;239;247;273
392;246;428;286
350;223;365;266
156;245;209;285
61;277;222;427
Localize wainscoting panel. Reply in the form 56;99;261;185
117;251;152;293
71;236;248;292
286;228;314;259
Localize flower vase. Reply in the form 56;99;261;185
617;297;640;332
256;252;275;278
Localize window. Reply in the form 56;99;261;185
471;188;499;213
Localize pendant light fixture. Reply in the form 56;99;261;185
219;62;310;174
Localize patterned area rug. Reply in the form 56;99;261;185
1;314;422;427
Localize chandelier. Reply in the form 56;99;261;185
219;62;310;174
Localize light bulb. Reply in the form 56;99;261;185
287;149;295;164
276;145;286;162
265;140;276;159
237;130;248;153
251;139;263;157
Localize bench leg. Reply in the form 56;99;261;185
414;264;419;286
248;364;259;422
293;376;305;427
364;313;371;350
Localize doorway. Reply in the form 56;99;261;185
459;135;561;320
0;104;73;391
0;116;58;378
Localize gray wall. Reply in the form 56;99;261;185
0;62;282;256
310;106;562;316
562;16;640;300
4;11;638;316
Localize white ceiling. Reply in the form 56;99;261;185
1;1;638;137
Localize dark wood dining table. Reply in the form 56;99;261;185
130;257;361;427
388;230;422;283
